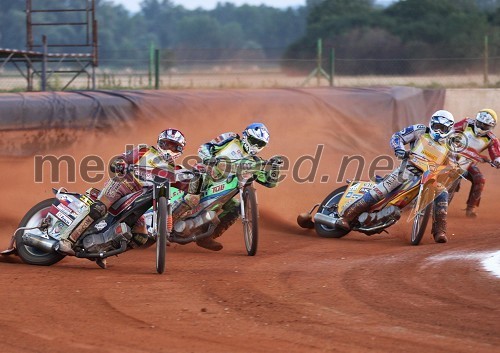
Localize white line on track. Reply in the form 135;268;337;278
426;250;500;279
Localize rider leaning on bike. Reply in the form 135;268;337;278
57;128;199;268
177;122;282;251
453;109;500;218
336;110;456;243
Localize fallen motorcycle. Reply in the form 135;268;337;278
298;152;467;245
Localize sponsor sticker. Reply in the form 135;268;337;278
212;184;226;193
80;195;94;207
94;220;107;231
56;211;73;226
56;203;76;218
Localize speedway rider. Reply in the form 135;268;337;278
176;122;282;251
57;128;198;268
453;109;500;217
336;110;456;243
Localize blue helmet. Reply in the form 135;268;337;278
241;123;270;155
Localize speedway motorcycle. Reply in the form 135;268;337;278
144;157;279;257
298;151;474;245
1;164;184;274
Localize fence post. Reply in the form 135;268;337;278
483;35;489;87
301;38;330;87
316;38;322;86
154;48;160;90
329;48;335;87
149;43;154;88
41;35;47;91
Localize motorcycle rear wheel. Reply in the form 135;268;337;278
156;196;167;274
410;203;432;245
315;186;350;238
15;198;65;266
242;186;258;256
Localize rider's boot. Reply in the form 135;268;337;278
432;192;448;243
95;258;107;269
194;199;239;251
432;216;448;243
465;205;477;218
335;193;378;231
196;236;223;251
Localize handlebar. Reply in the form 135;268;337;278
406;151;496;169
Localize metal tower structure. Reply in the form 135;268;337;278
0;0;98;91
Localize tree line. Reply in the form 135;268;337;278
1;0;500;74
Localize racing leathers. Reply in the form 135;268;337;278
453;118;500;217
336;124;451;243
193;132;281;251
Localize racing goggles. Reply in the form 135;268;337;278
247;135;267;148
431;116;453;134
158;139;183;152
475;120;493;132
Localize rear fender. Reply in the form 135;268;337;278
337;181;375;215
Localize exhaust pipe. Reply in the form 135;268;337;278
313;213;339;228
174;210;219;234
22;233;58;252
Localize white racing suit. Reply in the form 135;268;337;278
338;124;450;242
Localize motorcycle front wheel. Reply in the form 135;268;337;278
242;186;258;256
315;185;350;238
156;196;167;274
410;203;432;245
15;198;65;266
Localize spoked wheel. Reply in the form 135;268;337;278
410;203;432;245
242;186;258;256
314;185;350;238
15;198;65;266
156;196;167;274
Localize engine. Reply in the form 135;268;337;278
174;210;219;236
82;223;132;253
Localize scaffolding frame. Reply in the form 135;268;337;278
0;0;98;91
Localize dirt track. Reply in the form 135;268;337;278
0;88;499;352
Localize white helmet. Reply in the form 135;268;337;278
429;110;455;142
241;123;270;155
157;128;186;160
473;109;497;136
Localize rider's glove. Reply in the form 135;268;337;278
111;158;128;176
394;149;409;160
493;159;500;169
269;155;284;167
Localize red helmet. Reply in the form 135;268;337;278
157;128;186;160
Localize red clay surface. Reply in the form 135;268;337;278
0;89;499;353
